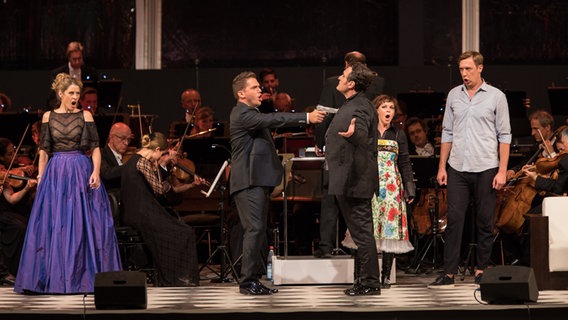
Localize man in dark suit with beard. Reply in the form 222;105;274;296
313;51;384;259
229;71;325;295
325;62;380;295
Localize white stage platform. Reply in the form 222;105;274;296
272;255;396;285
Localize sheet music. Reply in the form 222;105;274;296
201;160;229;198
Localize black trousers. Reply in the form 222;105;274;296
444;166;497;274
0;211;27;276
336;195;379;288
318;169;342;253
233;186;270;285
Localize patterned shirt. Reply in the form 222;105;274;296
135;156;171;195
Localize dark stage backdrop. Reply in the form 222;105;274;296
0;0;136;70
481;0;568;65
1;1;567;69
161;0;399;68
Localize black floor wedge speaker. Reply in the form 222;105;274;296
479;266;539;304
94;271;147;309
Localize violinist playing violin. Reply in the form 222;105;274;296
187;106;215;139
0;137;38;286
120;132;205;286
521;125;568;214
506;110;555;180
500;125;568;267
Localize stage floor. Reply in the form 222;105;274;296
2;266;568;320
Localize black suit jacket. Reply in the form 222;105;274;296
51;64;99;83
325;92;378;198
100;145;122;193
229;102;307;195
315;74;384;150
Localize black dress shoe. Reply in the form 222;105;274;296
239;281;277;295
258;281;278;294
344;284;381;296
314;249;332;258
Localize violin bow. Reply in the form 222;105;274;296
176;105;199;154
537;129;554;158
1;124;30;186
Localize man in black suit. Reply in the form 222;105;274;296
314;51;384;258
51;41;98;83
49;41;99;109
100;122;132;222
325;62;380;295
229;71;325;295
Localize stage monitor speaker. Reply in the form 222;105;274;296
479;266;539;304
94;271;147;309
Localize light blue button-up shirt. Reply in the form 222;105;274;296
441;81;512;173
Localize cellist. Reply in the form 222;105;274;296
521;125;568;214
506;110;555;180
501;125;568;266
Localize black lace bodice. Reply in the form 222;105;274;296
40;111;99;152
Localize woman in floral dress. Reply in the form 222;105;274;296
343;94;416;288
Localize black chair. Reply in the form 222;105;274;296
108;193;157;285
181;212;221;261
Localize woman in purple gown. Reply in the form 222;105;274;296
14;73;121;294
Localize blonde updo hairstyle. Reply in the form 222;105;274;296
140;132;168;151
51;73;83;103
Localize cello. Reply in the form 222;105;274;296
495;131;564;234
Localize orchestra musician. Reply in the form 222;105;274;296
188;106;215;139
506;110;555;180
169;88;202;139
120;132;205;287
100;122;133;221
522;125;568;212
500;125;568;266
1;137;38;286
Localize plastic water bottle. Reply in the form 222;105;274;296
266;246;275;281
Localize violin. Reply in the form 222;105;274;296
535;150;568;176
170;154;212;187
0;168;33;189
168;107;212;188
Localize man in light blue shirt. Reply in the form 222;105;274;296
429;51;511;288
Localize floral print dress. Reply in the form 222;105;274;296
342;139;414;254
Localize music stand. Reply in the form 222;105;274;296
548;87;568;116
281;157;325;258
197;160;239;283
397;91;446;118
407;156;445;274
97;80;123;114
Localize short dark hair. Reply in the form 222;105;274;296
405;117;428;132
348;62;376;92
232;71;256;99
258;68;277;81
